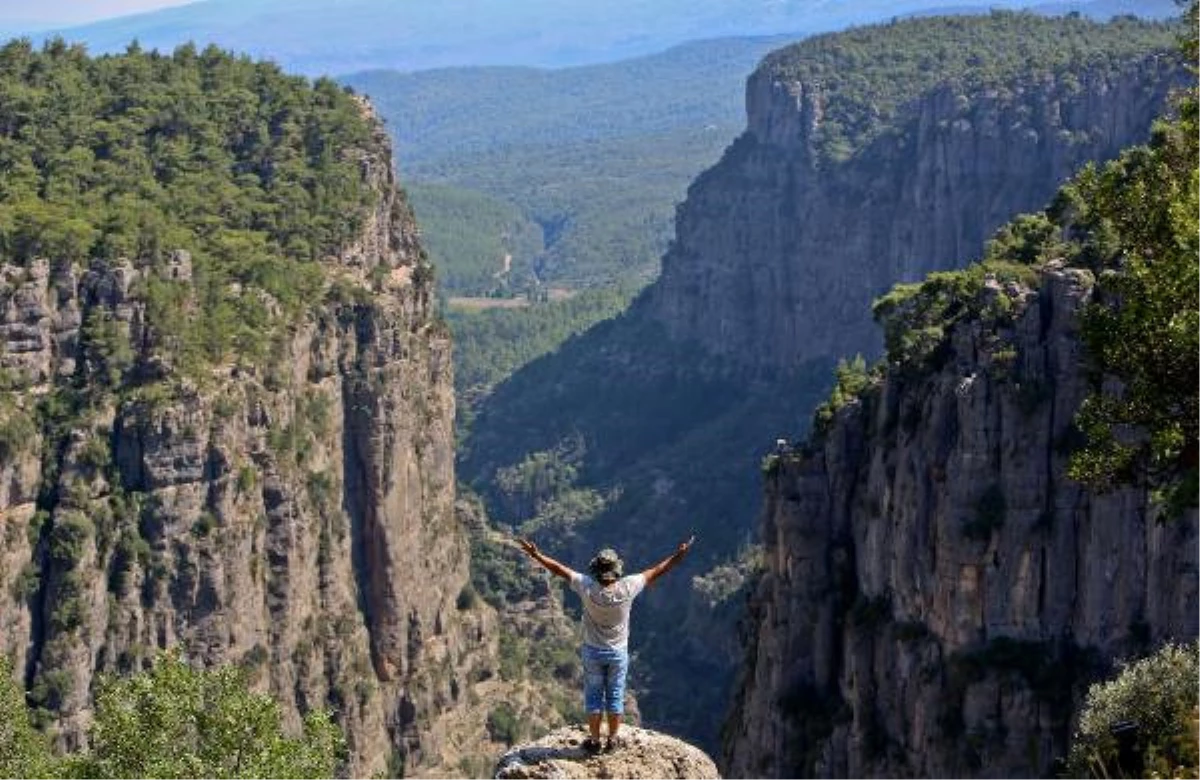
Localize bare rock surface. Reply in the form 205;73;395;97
723;265;1199;778
648;44;1184;373
495;725;719;779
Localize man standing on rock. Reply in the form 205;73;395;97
517;536;695;754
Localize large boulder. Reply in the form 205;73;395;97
495;725;719;779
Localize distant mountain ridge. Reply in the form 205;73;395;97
9;0;1147;76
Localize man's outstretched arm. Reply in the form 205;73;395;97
517;538;577;580
641;535;695;586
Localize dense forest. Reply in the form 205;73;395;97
407;181;543;295
0;38;380;381
761;11;1179;162
343;35;789;291
447;284;638;435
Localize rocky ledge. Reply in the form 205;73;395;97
494;725;719;779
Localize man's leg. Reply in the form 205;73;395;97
582;646;604;750
605;650;630;749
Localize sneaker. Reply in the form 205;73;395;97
582;737;602;755
604;736;623;753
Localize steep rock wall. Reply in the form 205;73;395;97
722;265;1199;777
0;118;488;776
647;52;1183;370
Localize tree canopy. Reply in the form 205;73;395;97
762;11;1180;162
0;38;379;376
1;653;344;778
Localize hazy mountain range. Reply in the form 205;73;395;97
8;0;1178;76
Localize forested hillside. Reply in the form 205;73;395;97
406;182;544;296
448;285;637;435
343;36;793;292
759;11;1186;162
459;11;1186;751
0;38;379;366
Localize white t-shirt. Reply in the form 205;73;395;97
569;572;647;651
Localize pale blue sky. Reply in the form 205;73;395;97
0;0;195;28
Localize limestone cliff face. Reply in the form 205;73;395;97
722;265;1199;777
647;50;1183;371
0;117;487;776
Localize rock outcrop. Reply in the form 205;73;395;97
647;17;1185;371
496;725;720;779
722;263;1199;777
0;112;487;776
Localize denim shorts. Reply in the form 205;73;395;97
581;644;629;714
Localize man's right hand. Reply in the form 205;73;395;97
677;535;695;556
517;538;539;557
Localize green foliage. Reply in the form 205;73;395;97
983;213;1066;266
12;560;40;601
29;667;74;713
0;657;56;778
1066;642;1199;778
236;465;258;495
407;182;543;296
48;511;94;567
497;628;528;683
0;40;378;380
865;21;1197;510
0;395;37;462
762;12;1179;165
942;638;1101;741
468;534;541;609
490;443;614;540
343;36;786;290
872;260;1038;371
81;309;135;388
190;511;216;538
109;528;150;595
1059;79;1199;509
691;544;763;608
448;283;637;431
486;702;522;746
812;355;879;436
71;651;345;778
495;622;580;692
493;448;581;520
301;390;333;436
457;12;1188;754
461;308;833;749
